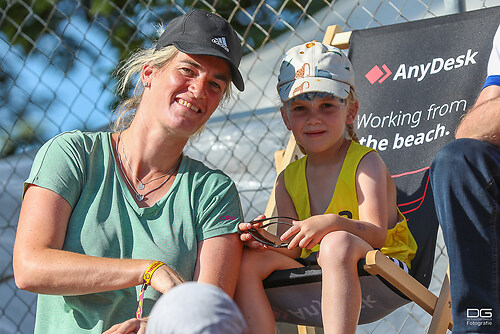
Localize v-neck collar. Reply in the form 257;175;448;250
108;132;186;214
302;140;354;217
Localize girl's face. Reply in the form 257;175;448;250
140;52;230;139
281;92;358;154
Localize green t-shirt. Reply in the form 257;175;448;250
25;130;242;333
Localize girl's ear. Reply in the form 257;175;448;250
346;99;359;124
280;106;292;130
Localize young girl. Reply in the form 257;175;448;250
235;41;417;334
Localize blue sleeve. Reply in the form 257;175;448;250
483;24;500;88
482;75;500;90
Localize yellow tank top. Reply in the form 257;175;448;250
284;141;417;267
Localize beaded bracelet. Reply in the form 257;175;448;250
136;261;165;318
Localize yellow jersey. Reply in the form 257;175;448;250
284;140;417;267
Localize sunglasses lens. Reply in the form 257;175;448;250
248;228;288;248
248;230;275;246
245;216;295;248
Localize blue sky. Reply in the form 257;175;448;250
1;0;499;149
1;12;118;146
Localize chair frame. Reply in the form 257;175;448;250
264;25;453;334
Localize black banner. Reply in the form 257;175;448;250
349;6;500;283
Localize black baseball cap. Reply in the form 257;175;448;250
156;9;244;91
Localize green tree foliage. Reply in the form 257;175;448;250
0;0;330;157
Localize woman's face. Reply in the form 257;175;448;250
141;52;230;139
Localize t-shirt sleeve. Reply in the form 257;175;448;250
194;173;243;241
24;131;85;208
487;24;500;76
483;24;500;89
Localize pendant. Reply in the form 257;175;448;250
137;183;145;190
136;194;144;201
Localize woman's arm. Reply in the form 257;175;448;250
13;185;183;295
106;234;243;334
193;233;242;297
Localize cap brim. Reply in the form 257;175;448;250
173;41;244;91
278;77;351;101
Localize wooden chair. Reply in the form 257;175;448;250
263;6;500;333
265;133;452;334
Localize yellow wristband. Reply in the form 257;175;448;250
143;261;165;285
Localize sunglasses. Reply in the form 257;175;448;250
244;216;296;248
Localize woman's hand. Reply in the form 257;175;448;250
103;317;147;334
280;214;336;250
238;215;270;250
149;265;185;294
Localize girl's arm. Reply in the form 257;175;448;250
13;185;184;295
274;170;302;259
281;152;390;250
193;233;243;297
355;151;393;247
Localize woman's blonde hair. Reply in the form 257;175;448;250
282;88;359;155
111;45;232;133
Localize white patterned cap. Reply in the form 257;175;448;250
277;41;355;101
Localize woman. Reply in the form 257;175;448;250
13;9;245;334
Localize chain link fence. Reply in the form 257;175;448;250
1;0;499;333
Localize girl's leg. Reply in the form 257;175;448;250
317;231;372;334
234;248;303;334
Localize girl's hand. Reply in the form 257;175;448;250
103;317;147;334
149;265;185;294
280;214;335;250
238;215;269;250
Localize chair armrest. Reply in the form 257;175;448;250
428;267;453;332
363;250;438;316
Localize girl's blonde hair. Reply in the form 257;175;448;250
111;45;232;133
344;88;359;143
282;88;359;155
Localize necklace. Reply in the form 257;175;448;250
121;135;175;190
116;132;181;201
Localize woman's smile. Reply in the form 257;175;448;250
176;98;201;113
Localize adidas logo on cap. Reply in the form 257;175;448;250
212;37;229;52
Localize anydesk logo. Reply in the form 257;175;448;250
365;49;478;85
